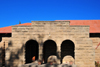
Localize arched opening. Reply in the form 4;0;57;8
25;40;39;64
61;40;75;63
43;40;57;63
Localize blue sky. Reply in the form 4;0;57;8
0;0;100;28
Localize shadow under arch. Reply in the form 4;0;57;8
61;40;75;63
43;40;57;63
25;39;39;64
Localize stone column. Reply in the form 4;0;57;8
38;41;43;61
57;46;61;64
23;46;25;64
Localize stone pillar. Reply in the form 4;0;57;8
57;46;61;64
23;46;25;64
39;43;43;61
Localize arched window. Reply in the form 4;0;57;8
25;40;39;64
43;40;57;63
61;40;75;63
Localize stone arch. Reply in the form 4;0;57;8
25;39;39;64
43;40;57;63
61;40;75;63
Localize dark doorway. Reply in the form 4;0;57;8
43;40;57;63
61;40;75;63
25;40;39;64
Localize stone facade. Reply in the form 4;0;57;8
0;37;11;48
91;38;100;62
0;37;11;66
5;21;95;67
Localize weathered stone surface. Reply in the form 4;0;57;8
4;21;95;67
91;38;100;62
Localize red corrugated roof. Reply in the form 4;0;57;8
56;20;100;33
0;20;100;33
0;26;12;33
0;23;31;33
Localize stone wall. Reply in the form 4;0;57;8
91;38;100;62
5;26;33;67
1;37;11;48
0;43;2;67
0;37;11;67
5;21;95;67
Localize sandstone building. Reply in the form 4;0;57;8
0;20;100;67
